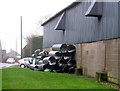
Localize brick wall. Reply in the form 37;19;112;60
74;39;119;84
106;39;119;84
43;39;120;84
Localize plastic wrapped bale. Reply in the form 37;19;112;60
36;55;48;60
36;56;43;60
67;60;76;66
49;51;62;56
28;64;36;70
37;64;47;71
35;59;43;65
62;60;76;73
34;49;41;56
39;51;49;56
35;59;40;64
44;56;56;65
56;57;67;72
53;64;61;72
44;63;59;72
68;64;76;73
58;57;67;66
64;56;72;61
61;52;73;58
54;56;61;60
67;45;76;58
67;45;76;53
32;54;37;58
43;56;56;65
54;56;61;64
43;56;57;72
49;56;61;72
43;58;49;64
52;44;68;53
44;64;53;72
62;65;70;73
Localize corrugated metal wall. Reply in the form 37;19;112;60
118;1;120;38
43;15;65;48
43;2;119;48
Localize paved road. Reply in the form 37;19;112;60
0;63;18;69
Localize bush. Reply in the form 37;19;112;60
23;36;43;57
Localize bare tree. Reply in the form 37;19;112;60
33;15;52;36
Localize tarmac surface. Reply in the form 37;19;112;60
0;63;18;69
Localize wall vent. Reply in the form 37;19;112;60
54;12;65;30
85;0;103;17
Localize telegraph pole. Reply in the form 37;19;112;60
21;16;23;59
16;38;17;59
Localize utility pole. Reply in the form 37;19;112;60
16;38;17;59
21;16;23;59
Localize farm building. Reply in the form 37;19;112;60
41;1;120;84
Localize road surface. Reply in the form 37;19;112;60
0;63;18;69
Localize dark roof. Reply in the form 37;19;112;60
41;2;80;26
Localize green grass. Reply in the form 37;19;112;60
1;68;114;89
0;69;2;90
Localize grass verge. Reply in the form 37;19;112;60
1;67;116;89
0;68;2;90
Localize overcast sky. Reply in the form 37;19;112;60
0;0;75;54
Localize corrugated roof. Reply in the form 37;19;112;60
41;2;80;26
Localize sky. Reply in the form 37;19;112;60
0;0;75;54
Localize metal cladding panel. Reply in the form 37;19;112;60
54;13;65;30
101;2;119;40
43;2;119;48
43;15;65;48
119;2;120;38
64;2;119;44
65;2;100;44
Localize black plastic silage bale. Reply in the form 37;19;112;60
52;44;68;53
53;64;61;72
67;45;76;58
64;56;72;61
37;55;48;60
62;65;70;73
44;69;52;72
34;49;41;56
58;57;68;69
67;59;76;66
43;56;56;65
29;64;36;70
39;51;49;56
61;59;76;73
32;54;36;58
54;56;61;60
37;64;47;71
44;64;54;72
68;64;76;73
49;51;62;56
31;44;76;73
67;45;76;53
37;60;43;65
36;56;42;60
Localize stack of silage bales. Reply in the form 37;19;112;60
28;49;49;70
28;44;76;73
